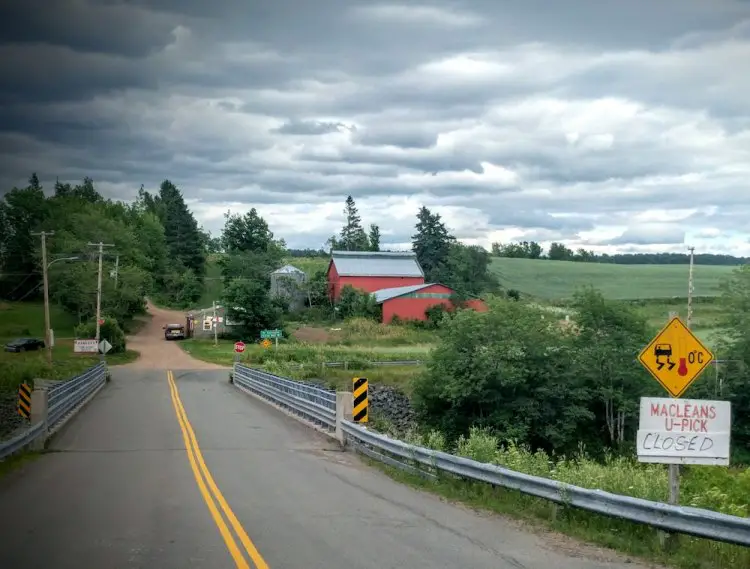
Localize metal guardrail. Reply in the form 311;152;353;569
48;363;106;431
0;363;107;460
340;420;750;547
233;365;337;431
285;359;423;370
231;364;750;546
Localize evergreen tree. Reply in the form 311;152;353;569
151;180;206;277
337;195;370;251
368;224;381;252
411;206;455;281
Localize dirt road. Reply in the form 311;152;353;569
124;302;226;370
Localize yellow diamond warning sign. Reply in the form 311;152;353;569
638;316;714;398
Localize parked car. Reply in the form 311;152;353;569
5;338;45;353
163;323;186;341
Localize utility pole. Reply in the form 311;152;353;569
88;242;114;343
686;246;695;329
212;300;219;346
32;231;54;364
113;254;119;289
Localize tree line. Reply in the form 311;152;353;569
0;175;210;326
492;241;748;265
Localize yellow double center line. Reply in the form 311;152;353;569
167;370;269;569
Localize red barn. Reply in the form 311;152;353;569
373;283;488;324
327;250;425;301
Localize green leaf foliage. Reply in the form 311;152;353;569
74;318;127;354
0;175;208;316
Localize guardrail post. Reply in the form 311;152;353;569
335;391;353;445
30;388;49;450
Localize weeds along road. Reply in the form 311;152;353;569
0;307;650;568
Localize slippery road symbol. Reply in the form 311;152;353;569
654;343;676;371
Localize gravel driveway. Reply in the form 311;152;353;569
124;302;227;370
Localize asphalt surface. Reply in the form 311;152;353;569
0;367;650;569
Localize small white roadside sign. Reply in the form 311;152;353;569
98;339;112;354
637;397;731;465
74;339;99;353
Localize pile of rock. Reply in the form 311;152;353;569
299;379;416;433
368;384;415;433
0;390;25;440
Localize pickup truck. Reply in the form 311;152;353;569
163;323;186;340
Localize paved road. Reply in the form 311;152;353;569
0;368;648;569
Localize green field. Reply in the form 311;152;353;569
492;257;736;300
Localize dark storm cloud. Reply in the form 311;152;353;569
1;0;749;250
0;1;179;57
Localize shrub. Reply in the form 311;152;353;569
337;285;380;320
74;317;127;354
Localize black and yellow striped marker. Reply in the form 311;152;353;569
352;377;368;423
17;382;31;420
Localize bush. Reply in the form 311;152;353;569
424;304;450;329
74;317;127;354
337;285;380;320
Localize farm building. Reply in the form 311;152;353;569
327;250;425;301
270;264;306;311
373;283;488;324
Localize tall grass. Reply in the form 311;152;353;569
394;427;749;569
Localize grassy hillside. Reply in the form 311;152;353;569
193;254;226;310
284;256;329;276
0;301;80;342
492;257;736;300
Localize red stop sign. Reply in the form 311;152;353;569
98;319;105;325
234;341;245;353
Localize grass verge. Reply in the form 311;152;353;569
370;460;746;569
0;450;42;480
0;342;139;392
180;337;430;366
360;427;749;569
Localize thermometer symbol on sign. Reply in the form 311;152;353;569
676;320;688;376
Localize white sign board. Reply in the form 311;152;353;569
98;339;112;354
637;397;731;465
74;339;99;353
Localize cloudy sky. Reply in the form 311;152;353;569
2;1;749;255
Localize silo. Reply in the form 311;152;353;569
270;264;307;311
